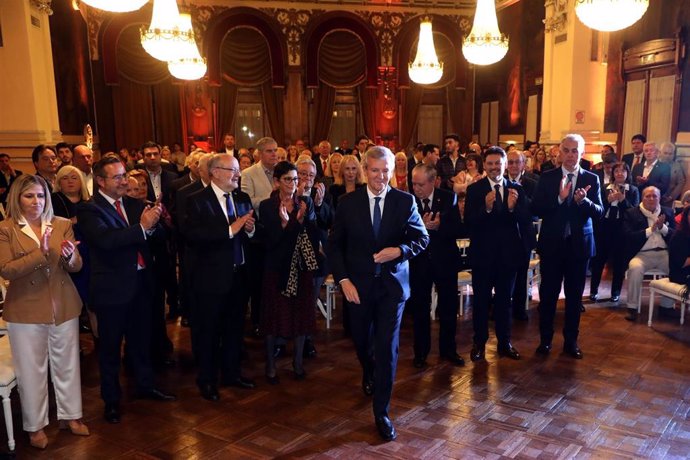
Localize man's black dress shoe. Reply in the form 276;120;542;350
625;310;638;322
470;344;485;362
610;295;620;303
412;356;427;368
303;339;317;358
223;376;256;389
440;352;465;366
104;403;121;424
374;415;397;442
137;388;177;401
199;384;220;401
362;375;374;396
589;293;598;302
580;304;586;312
274;344;286;358
563;345;583;359
497;345;521;360
535;343;552;355
266;374;280;385
513;310;529;321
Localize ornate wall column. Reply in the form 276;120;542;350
540;0;608;149
0;0;61;159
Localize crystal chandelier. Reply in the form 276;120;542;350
408;17;443;85
575;0;649;32
167;13;207;80
462;0;509;66
140;0;193;62
80;0;148;12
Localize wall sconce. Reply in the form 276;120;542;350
379;67;397;120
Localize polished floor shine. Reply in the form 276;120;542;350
3;277;690;459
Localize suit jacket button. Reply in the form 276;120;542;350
30;281;35;285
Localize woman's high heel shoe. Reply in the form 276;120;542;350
29;430;48;449
59;419;90;436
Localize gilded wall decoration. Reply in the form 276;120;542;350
83;6;106;60
269;9;312;67
358;11;408;67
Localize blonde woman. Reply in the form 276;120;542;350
0;174;87;449
324;152;343;188
392;151;409;192
329;154;364;209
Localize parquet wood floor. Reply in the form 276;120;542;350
3;279;690;459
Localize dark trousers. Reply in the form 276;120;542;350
193;267;249;386
590;219;626;296
349;278;404;418
472;266;516;346
96;271;154;404
538;248;588;346
247;241;265;327
410;260;458;358
511;253;531;313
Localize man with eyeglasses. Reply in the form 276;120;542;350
78;154;176;425
241;137;279;337
32;145;58;192
186;154;256;400
296;157;334;358
73;144;94;195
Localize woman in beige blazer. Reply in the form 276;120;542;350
0;174;88;449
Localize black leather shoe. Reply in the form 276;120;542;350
374;415;397;442
199;384;219;401
273;344;286;358
625;310;638;321
223;376;256;389
535;343;552;355
137;388;177;401
303;340;317;358
104;403;120;424
293;370;307;381
266;374;280;385
497;344;521;360
563;346;584;359
513;310;529;321
589;293;598;302
580;304;586;312
412;356;427;368
362;375;374;396
440;352;465;366
470;344;485;362
251;325;260;338
610;295;620;303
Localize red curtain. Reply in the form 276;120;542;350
359;84;378;139
262;80;285;145
399;85;424;149
312;84;337;144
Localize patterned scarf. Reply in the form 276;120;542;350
281;228;319;297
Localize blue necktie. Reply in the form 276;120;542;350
225;193;244;266
494;184;502;213
564;174;574;237
373;197;382;275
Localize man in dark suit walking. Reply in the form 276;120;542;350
409;163;464;368
531;134;604;359
186;154;256;401
466;147;536;362
328;146;429;442
631;142;671;197
78;154;176;424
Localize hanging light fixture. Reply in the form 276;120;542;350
462;0;509;66
167;12;207;80
140;0;193;62
80;0;148;12
575;0;649;32
408;17;443;85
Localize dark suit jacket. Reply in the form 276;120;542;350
466;177;536;268
77;193;154;307
505;173;537;201
310;187;334;273
622;152;645;170
579;158;592;171
313;153;329;178
0;169;22;204
412;188;462;272
631;161;671;196
669;232;690;284
622;205;675;262
176;180;205;237
436;155;466;190
169;174;194;227
186;185;253;294
531;167;604;259
327;186;429;302
135;166;178;206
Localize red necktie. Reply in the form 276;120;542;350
632;155;640;168
322;160;327;172
114;200;146;268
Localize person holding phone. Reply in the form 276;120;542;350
185;154;256;401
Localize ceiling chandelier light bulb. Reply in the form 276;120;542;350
140;0;193;62
80;0;148;12
167;13;207;80
408;18;443;85
575;0;649;32
462;0;509;66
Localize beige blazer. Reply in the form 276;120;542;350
241;162;274;217
0;217;83;325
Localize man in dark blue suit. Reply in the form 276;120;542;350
631;142;671;197
531;134;604;359
409;163;464;368
466;147;536;362
78;154;176;424
328;146;429;442
186;154;256;401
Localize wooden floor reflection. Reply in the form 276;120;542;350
4;280;690;459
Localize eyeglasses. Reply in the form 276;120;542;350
507;160;522;165
215;167;240;174
281;176;299;183
104;174;127;181
298;171;316;178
